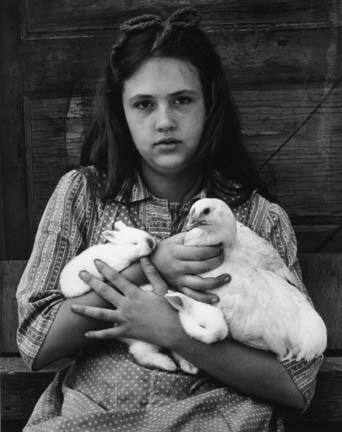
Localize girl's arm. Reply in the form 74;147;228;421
71;258;305;410
32;239;225;370
17;170;225;371
167;325;305;410
32;261;153;370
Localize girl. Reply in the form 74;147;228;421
17;8;322;431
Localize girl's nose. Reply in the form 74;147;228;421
155;105;176;131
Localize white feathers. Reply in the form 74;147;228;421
178;198;327;362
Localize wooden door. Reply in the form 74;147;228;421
1;0;342;355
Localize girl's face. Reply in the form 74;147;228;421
122;57;206;177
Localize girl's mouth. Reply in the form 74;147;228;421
154;139;182;151
155;138;182;145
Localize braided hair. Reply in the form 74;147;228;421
81;7;263;201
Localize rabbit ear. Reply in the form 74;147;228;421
114;220;126;231
102;230;118;243
165;292;194;312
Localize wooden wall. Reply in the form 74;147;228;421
1;1;341;353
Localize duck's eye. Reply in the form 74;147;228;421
203;208;210;215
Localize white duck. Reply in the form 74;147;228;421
165;198;327;363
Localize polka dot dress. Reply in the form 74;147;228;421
25;343;283;432
23;171;285;432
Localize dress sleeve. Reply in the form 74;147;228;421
16;169;97;369
261;202;324;411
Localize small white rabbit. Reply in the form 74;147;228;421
60;221;156;298
60;221;179;372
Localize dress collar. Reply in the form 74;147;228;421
102;167;250;207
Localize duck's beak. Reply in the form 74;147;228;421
185;218;203;231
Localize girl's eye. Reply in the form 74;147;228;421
174;96;192;106
133;100;154;110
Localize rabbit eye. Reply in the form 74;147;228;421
203;208;210;215
147;238;154;249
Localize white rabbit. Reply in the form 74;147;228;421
60;221;179;372
60;221;156;298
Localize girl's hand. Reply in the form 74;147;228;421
151;232;230;303
71;258;184;348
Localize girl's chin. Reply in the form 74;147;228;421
157;160;194;173
149;155;193;172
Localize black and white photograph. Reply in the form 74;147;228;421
1;1;341;431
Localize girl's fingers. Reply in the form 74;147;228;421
181;273;230;292
140;257;169;295
182;255;224;274
93;260;137;296
79;270;123;306
177;245;222;261
71;304;124;323
85;327;126;340
179;286;219;304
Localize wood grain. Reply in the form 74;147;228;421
1;0;30;259
23;0;341;37
296;224;342;253
236;86;342;217
21;25;341;92
1;363;55;421
300;253;342;351
0;261;27;353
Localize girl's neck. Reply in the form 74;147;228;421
141;165;203;203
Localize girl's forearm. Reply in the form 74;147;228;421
32;291;111;370
167;328;305;410
33;262;146;370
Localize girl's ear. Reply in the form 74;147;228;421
165;292;193;312
102;230;118;243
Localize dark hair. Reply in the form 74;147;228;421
80;8;265;201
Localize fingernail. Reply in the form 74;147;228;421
211;296;219;303
79;270;89;280
223;274;231;283
71;305;80;311
94;259;102;268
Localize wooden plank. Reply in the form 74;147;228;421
0;261;27;353
24;96;92;233
1;361;55;421
21;24;341;92
236;86;342;218
23;0;341;37
0;0;30;260
0;149;6;260
300;254;342;351
296;224;342;253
